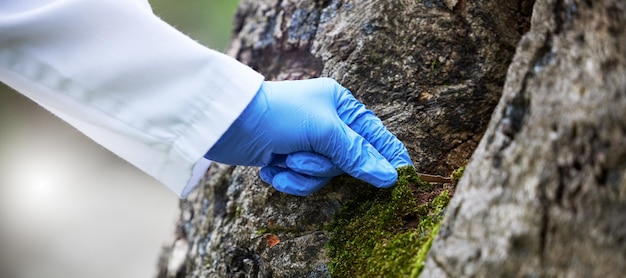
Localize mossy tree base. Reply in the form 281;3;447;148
327;166;455;277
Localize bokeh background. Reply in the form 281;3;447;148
0;1;239;277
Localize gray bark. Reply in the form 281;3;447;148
422;0;626;277
156;0;530;277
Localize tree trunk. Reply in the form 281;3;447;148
156;0;533;277
421;0;626;277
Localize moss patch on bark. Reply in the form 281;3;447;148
327;166;453;277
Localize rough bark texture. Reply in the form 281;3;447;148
227;0;531;174
156;0;530;277
421;0;626;277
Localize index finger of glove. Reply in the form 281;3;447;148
332;82;413;168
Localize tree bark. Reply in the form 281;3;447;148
156;0;532;277
421;0;626;277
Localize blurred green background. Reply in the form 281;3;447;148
151;0;239;51
0;1;239;278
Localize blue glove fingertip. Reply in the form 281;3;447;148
389;148;414;169
260;157;336;196
259;166;285;185
351;146;399;188
368;160;398;188
272;171;332;197
286;152;343;177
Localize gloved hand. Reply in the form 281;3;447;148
205;78;412;196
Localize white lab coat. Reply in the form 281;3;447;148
0;0;264;197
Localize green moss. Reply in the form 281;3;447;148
430;59;439;72
410;222;441;278
327;166;451;277
235;205;242;219
450;166;465;182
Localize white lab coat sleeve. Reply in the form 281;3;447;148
0;0;264;198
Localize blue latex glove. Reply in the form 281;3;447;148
205;78;412;196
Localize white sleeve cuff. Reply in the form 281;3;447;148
0;0;264;198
